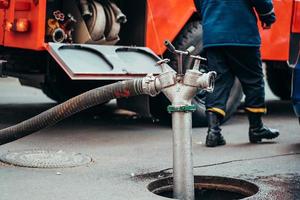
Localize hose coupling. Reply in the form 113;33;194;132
142;74;161;97
184;69;216;92
197;71;216;92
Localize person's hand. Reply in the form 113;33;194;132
259;10;276;30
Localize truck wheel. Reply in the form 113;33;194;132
266;61;292;100
150;21;243;127
42;58;112;102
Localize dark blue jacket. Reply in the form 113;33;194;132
195;0;276;48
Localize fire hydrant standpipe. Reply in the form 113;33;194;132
158;40;215;200
0;41;215;200
172;108;194;200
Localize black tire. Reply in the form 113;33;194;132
42;59;75;102
150;21;243;127
266;61;292;100
42;58;112;102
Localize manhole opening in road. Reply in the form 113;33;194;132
148;176;259;200
0;150;92;168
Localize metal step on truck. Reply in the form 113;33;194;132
0;0;299;126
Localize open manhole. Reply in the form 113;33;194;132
0;150;92;168
148;176;259;200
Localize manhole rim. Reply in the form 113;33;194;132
148;175;260;200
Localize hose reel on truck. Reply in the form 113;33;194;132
78;0;127;44
47;0;126;45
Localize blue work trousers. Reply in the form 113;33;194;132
205;46;266;116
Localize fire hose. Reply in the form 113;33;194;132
0;78;159;145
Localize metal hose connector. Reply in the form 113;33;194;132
52;28;66;43
109;2;127;23
197;71;217;92
0;78;158;145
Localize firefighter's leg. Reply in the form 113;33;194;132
226;47;279;143
247;112;279;143
206;111;226;147
205;47;234;147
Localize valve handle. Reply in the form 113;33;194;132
190;55;207;61
163;40;195;74
190;55;207;70
186;46;195;54
156;58;170;66
164;40;176;53
156;59;170;72
193;59;201;71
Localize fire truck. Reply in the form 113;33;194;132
0;0;299;126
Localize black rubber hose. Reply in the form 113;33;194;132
0;79;145;145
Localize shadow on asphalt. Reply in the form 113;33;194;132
228;141;278;148
0;99;295;129
284;143;300;152
0;102;161;129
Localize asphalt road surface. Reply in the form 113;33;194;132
0;78;299;200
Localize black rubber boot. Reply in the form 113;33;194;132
248;113;280;143
205;111;226;147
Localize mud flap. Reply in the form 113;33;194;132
45;42;164;80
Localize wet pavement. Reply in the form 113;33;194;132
0;78;299;200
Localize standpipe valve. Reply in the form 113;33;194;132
156;58;171;73
154;40;216;200
164;40;195;75
190;54;207;71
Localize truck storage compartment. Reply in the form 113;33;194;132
45;0;146;46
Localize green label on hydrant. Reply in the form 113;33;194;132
167;105;196;113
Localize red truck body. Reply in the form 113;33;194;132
0;0;299;61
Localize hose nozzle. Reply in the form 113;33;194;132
197;71;217;92
52;28;66;43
